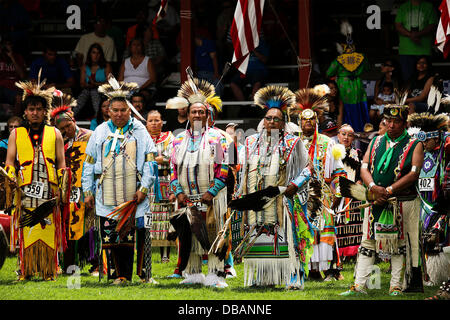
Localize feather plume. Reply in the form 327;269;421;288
332;143;346;161
407;112;449;133
15;76;55;108
98;74;139;99
313;84;330;96
52;93;76;108
253;85;296;113
290;88;329;118
393;88;409;105
177;76;222;113
165;97;189;110
340;20;353;37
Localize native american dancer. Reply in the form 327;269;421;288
232;86;310;289
5;77;69;280
334;124;364;261
166;77;230;288
291;86;347;281
144;110;176;265
81;75;157;284
341;104;424;296
50;95;98;273
407;112;450;286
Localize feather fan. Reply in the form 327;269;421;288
106;199;137;240
19;198;57;228
229;186;287;212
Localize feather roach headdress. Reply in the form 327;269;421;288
383;104;409;122
253;85;296;117
166;76;223;115
407;112;449;141
290;85;329;122
98;74;145;122
50;91;77;125
15;68;55;116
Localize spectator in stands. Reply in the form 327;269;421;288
29;43;75;93
194;27;222;97
395;0;438;84
75;43;112;117
118;37;156;102
0;0;31;59
373;58;401;99
124;24;166;84
147;0;180;61
130;91;148;122
0;36;26;117
370;81;396;125
89;95;110;130
230;38;270;102
404;55;434;114
164;107;188;134
0;115;22;166
125;7;150;48
74;15;117;68
319;116;339;140
143;25;166;83
325;79;344;127
216;1;235;64
105;14;125;67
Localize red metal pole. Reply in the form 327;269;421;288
298;0;311;89
180;0;193;82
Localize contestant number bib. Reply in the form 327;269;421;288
24;181;44;198
418;178;434;192
70;187;81;203
144;212;152;229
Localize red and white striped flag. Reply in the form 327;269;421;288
230;0;265;74
436;0;450;58
152;0;168;26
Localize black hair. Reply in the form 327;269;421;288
382;81;394;91
85;43;107;69
23;95;48;112
96;94;110;125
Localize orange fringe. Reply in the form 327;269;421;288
22;240;57;280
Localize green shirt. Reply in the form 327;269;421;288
395;0;438;55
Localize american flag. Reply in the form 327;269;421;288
230;0;265;74
436;0;450;58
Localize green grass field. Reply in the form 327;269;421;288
0;250;440;300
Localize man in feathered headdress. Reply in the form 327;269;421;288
50;92;97;273
290;85;348;282
4;76;68;280
81;75;158;284
407;112;450;286
234;85;311;289
341;104;424;296
166;77;230;288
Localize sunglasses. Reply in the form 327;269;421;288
264;116;283;123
